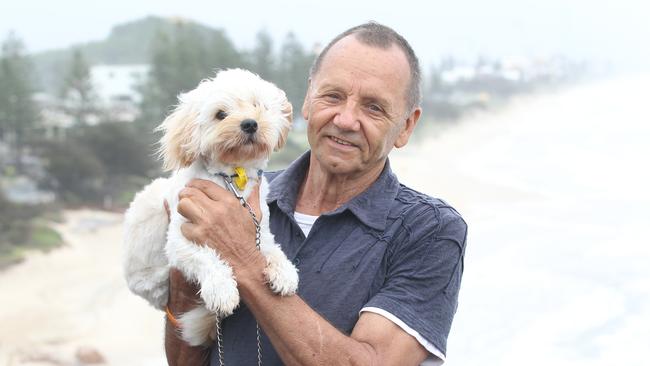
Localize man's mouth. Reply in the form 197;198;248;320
329;136;355;147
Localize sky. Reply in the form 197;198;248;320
1;0;649;73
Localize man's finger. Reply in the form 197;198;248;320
180;221;200;244
178;186;219;213
177;197;206;222
178;186;210;202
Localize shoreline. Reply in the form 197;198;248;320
0;209;166;366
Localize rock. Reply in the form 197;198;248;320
74;346;106;364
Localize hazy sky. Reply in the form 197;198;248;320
1;0;648;72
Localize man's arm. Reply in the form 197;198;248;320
163;201;211;366
236;257;429;366
177;179;430;366
165;270;212;366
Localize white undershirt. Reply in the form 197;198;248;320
293;211;318;237
292;211;445;364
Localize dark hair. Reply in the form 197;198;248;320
310;21;421;113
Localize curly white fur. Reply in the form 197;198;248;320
123;69;299;346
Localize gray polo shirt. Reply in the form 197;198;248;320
211;152;467;365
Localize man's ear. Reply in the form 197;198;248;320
394;107;421;148
301;78;312;121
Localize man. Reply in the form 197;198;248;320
166;22;467;365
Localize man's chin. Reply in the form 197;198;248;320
315;154;361;175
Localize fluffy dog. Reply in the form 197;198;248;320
123;68;299;346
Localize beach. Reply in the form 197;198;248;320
0;210;165;366
391;74;650;366
1;74;648;365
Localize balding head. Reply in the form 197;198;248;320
310;22;422;113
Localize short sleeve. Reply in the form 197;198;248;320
363;209;467;356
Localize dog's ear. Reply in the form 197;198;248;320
156;103;200;171
274;99;293;152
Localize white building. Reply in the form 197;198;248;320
90;64;150;122
91;64;149;104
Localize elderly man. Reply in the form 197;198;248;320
166;22;467;366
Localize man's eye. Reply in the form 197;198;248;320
216;110;228;120
324;94;341;101
368;104;384;113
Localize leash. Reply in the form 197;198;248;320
214;168;263;366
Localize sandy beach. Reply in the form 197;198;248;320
1;74;648;365
0;210;166;366
391;74;650;366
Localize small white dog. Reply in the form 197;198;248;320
123;69;299;346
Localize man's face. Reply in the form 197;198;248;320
302;35;421;178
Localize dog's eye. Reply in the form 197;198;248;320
216;110;228;120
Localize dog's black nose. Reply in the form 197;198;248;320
240;119;258;134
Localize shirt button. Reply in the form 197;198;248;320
293;258;301;265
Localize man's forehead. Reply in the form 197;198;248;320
319;35;409;72
312;36;410;102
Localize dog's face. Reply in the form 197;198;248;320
158;69;293;170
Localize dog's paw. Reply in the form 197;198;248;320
200;276;240;318
265;255;299;296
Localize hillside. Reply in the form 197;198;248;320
30;16;232;93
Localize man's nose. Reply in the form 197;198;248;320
332;101;360;131
240;119;258;134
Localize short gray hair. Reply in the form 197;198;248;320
310;22;421;113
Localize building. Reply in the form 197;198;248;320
90;64;150;122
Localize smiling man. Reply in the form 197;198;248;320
166;22;467;366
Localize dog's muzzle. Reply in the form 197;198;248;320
240;119;258;134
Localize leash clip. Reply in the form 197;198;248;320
218;173;244;200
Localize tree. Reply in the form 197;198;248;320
137;31;175;134
60;49;98;125
38;139;105;203
138;24;213;134
277;32;314;115
37;122;155;205
137;23;246;135
78;122;155;178
0;32;40;172
247;29;276;81
207;30;243;72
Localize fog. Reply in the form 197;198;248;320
1;2;649;365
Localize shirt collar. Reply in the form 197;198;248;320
267;151;400;232
266;150;310;215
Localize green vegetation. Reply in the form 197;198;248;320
0;224;64;269
135;20;314;134
34;122;156;206
31;16;219;93
0;32;40;172
59;49;98;125
0;192;63;269
1;18;316;269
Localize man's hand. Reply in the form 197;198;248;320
176;179;266;280
166;179;267;366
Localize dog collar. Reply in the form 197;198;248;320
216;167;264;191
232;167;247;191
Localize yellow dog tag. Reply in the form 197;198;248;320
233;167;248;191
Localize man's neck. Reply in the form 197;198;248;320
295;154;386;215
